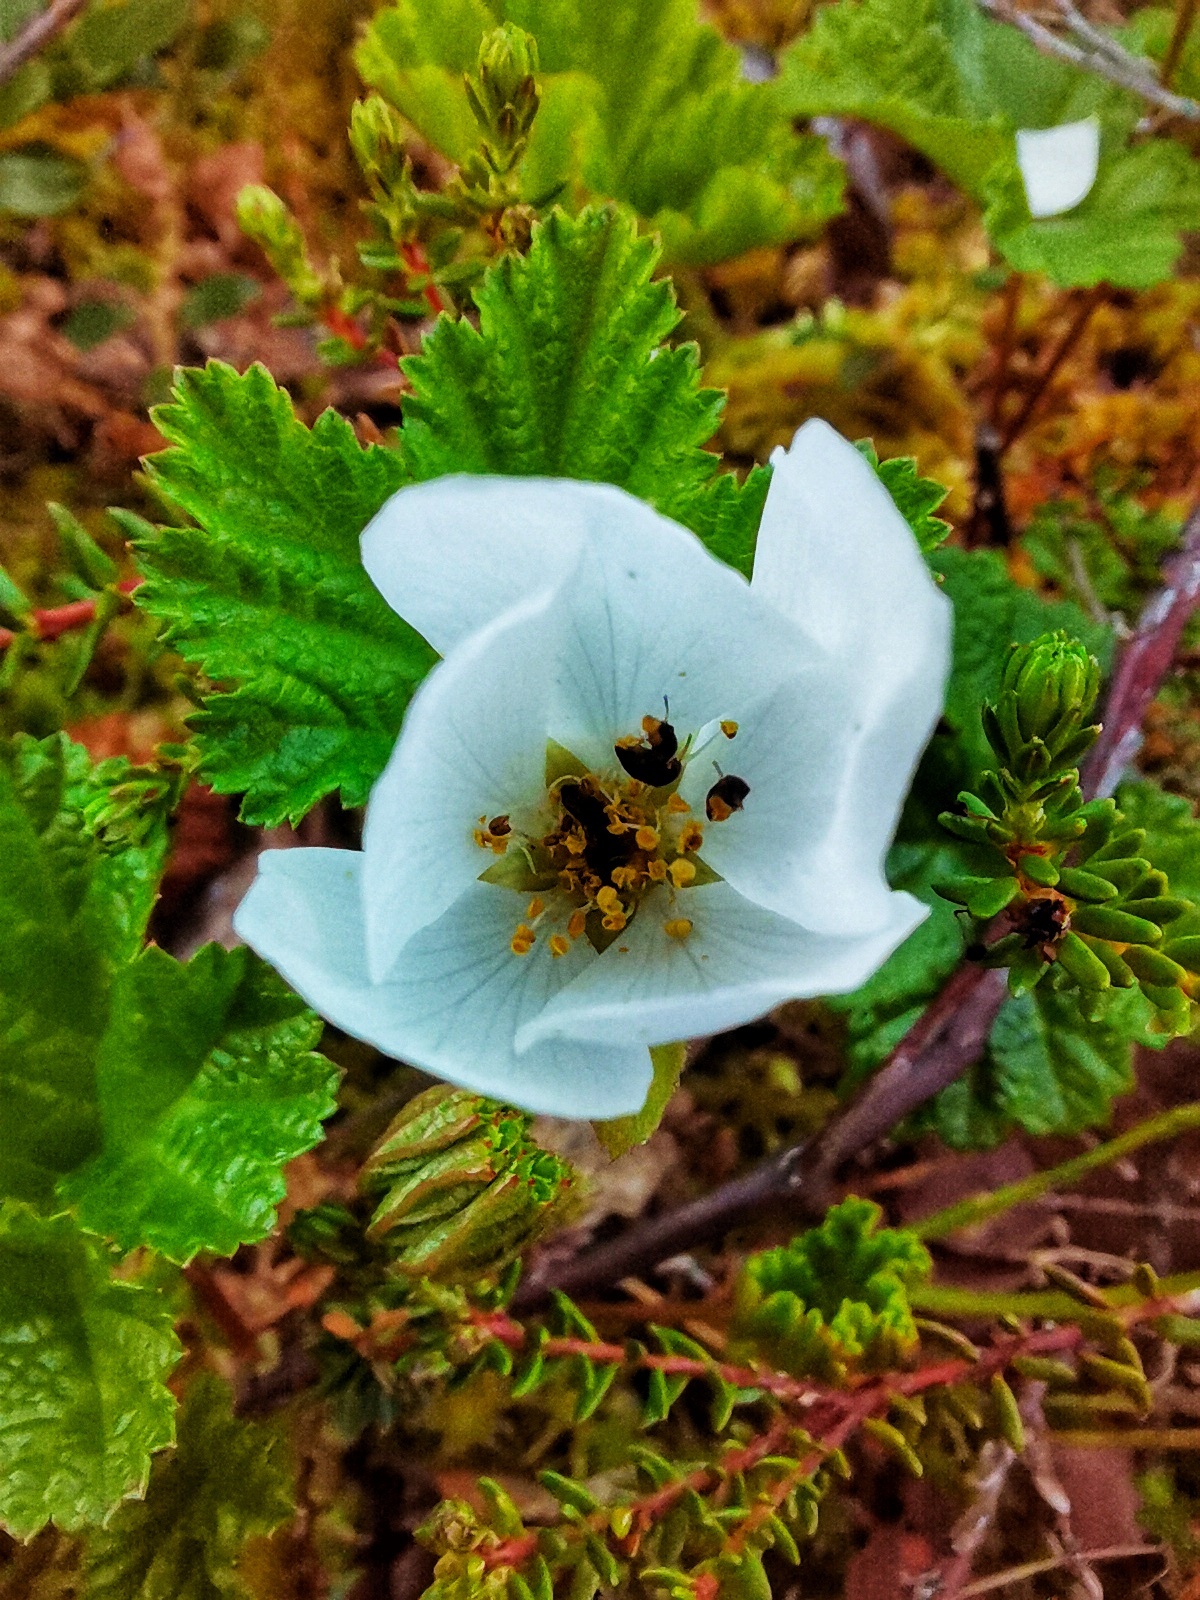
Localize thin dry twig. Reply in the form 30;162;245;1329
975;0;1200;120
0;0;89;89
515;502;1200;1310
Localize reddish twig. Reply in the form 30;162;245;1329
400;242;447;316
0;0;88;87
0;577;141;651
517;493;1200;1311
1082;502;1200;797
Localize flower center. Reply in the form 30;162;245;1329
473;713;748;958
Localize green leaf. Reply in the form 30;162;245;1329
0;144;87;215
358;0;843;266
180;274;262;329
61;0;191;90
780;0;1009;197
1115;781;1200;904
594;1041;684;1158
984;984;1135;1139
0;1205;179;1538
83;1374;293;1600
0;734;335;1258
733;1197;930;1381
0;735;164;1209
136;362;437;826
399;205;767;551
983;134;1200;290
779;0;1199;289
62;944;339;1264
855;441;950;555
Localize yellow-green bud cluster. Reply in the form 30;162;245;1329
361;1087;574;1281
465;24;541;176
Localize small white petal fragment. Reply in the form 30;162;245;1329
1016;118;1101;219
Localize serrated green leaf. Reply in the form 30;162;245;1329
83;1374;293;1600
0;1205;180;1538
985;984;1135;1139
398;205;766;551
855;443;951;556
358;0;843;266
61;944;339;1264
0;735;165;1209
136;362;437;826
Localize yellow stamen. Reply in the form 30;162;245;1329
679;821;704;853
647;858;668;883
527;897;545;919
664;918;693;941
720;720;738;739
611;865;642;890
549;933;570;958
596;885;622;914
567;908;588;940
669;858;696;887
510;924;536;956
635;825;660;851
602;910;628;932
667;793;690;814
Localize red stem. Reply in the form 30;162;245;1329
0;577;141;651
400;242;446;315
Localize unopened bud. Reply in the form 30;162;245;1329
465;24;540;160
1002;632;1100;748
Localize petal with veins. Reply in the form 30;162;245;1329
234;849;654;1119
1016;118;1101;219
361;581;568;983
750;419;951;933
520;880;927;1051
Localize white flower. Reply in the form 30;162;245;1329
233;421;951;1119
1016;117;1101;219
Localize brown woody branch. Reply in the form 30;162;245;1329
514;504;1200;1311
0;0;89;88
975;0;1200;121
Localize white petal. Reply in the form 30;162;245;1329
519;881;926;1050
675;673;855;922
361;475;626;656
361;582;568;983
1016;119;1101;218
362;471;826;767
234;849;653;1119
546;497;826;771
750;420;951;933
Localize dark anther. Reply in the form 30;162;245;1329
705;774;750;822
614;716;682;787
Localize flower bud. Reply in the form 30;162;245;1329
465;24;540;160
362;1087;574;1279
349;95;408;192
1001;632;1100;750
